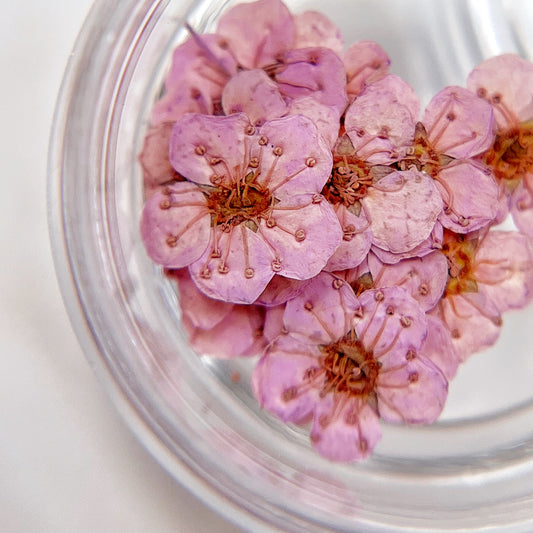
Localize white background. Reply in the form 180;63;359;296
0;3;240;532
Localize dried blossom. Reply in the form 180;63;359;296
433;229;533;360
253;273;448;461
152;0;346;125
467;54;533;239
141;113;342;303
322;75;443;269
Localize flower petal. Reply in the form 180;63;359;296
355;287;428;359
467;54;533;128
475;230;533;312
310;396;382;462
189;223;275;304
368;251;448;312
169;113;251;186
173;268;233;330
222;69;288;126
376;354;447;424
436;161;499;233
140;182;211;268
434;292;502;362
258;115;333;197
365;169;442;253
324;203;372;271
293;11;344;55
345;75;419;165
184;304;265;359
511;177;533;240
216;0;295;69
423;86;494;158
259;196;342;279
344;41;390;100
283;272;360;344
275;47;348;114
252;337;323;423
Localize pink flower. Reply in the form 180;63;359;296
252;273;448;462
432;229;533;361
321;75;443;270
399;86;500;233
151;0;346;125
467;54;533;239
140;113;342;304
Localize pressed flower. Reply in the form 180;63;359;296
432;229;533;360
467;54;533;239
321;75;443;269
141;112;342;304
253;273;448;461
152;0;345;126
398;86;499;233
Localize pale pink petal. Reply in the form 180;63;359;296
163;33;237;94
151;86;213;125
189;224;275;304
466;54;533;129
283;272;360;345
310;396;381;462
173;268;233;330
371;221;444;265
344;41;391;100
184;304;266;359
376;354;447;424
420;315;461;381
434;292;502;362
151;34;237;124
222;69;288;126
260;197;342;279
257;115;333;197
364;170;443;254
324;203;372;271
511;177;533;239
275;48;348;115
287;97;341;149
423;86;494;158
345;75;419;165
263;304;286;343
355;287;428;359
252;337;323;423
169;113;251;186
139;122;180;194
436;161;499;233
216;0;295;69
475;231;533;312
293;11;344;55
368;251;448;312
256;276;311;307
140;182;211;268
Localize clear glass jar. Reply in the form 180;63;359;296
48;1;533;531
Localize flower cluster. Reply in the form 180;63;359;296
139;0;533;462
